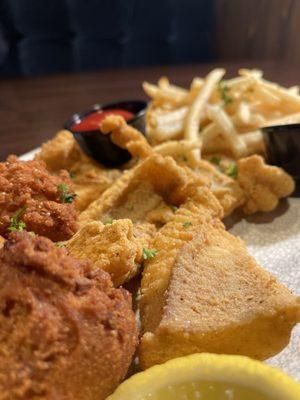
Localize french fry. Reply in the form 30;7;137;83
206;104;247;158
143;81;188;105
153;139;200;157
185;69;225;140
146;106;188;142
261;112;300;127
143;67;300;162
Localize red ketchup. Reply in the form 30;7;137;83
71;109;135;132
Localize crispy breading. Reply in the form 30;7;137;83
0;155;77;241
140;186;223;334
0;232;138;400
196;160;245;216
99;117;295;217
35;129;85;171
36;130;121;211
139;195;300;369
101;115;153;159
66;219;154;286
98;116;244;217
79;154;208;228
237;155;295;214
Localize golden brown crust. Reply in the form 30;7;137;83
36;130;121;211
140;219;300;370
0;155;78;241
0;232;138;400
66;219;149;286
237;155;295;214
101;115;153;159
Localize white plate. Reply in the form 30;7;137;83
21;148;300;379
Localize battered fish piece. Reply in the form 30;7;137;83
139;188;300;369
100;116;295;217
0;232;138;400
79;153;207;233
237;155;295;214
66;219;151;286
77;154;209;284
196;159;245;217
0;155;77;241
36;130;121;211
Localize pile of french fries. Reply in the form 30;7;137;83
143;68;300;165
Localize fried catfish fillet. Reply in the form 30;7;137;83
100;116;294;217
66;219;152;286
77;154;209;284
79;153;207;229
36;130;120;211
139;188;300;369
195;160;245;217
237;155;295;214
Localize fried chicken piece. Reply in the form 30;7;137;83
0;155;77;241
0;232;138;400
139;188;300;370
66;219;152;286
237;155;295;214
36;130;121;211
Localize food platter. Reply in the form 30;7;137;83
19;146;300;380
3;67;300;399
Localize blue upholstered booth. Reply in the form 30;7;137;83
0;0;215;76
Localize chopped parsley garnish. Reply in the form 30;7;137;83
69;171;76;179
127;205;134;212
218;80;233;106
57;183;76;203
170;205;178;212
8;207;27;232
55;242;65;248
104;218;114;225
210;156;221;166
225;164;238;179
182;221;192;228
142;248;158;260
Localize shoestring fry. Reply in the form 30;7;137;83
143;68;300;164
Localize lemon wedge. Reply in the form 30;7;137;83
107;353;300;400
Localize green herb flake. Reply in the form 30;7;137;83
182;221;192;228
170;205;178;212
210;156;221;166
69;171;76;179
218;80;233;106
127;205;134;212
225;164;238;179
57;183;77;203
142;248;158;260
55;242;65;248
104;218;114;225
8;207;27;232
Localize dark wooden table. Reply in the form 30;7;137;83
1;61;300;160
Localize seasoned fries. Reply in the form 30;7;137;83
144;68;300;163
